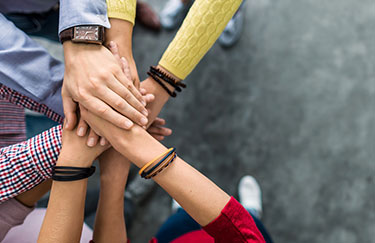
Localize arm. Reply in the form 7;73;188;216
0;125;62;203
81;109;265;242
38;126;108;243
59;0;110;33
61;0;148;134
93;149;130;243
106;0;242;126
0;14;65;117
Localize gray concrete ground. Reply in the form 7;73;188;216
29;0;375;242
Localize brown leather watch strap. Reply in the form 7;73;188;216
59;27;74;44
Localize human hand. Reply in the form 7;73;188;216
62;42;148;134
58;121;110;167
105;18;140;89
71;42;153;147
147;117;172;141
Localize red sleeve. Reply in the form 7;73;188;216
202;197;265;243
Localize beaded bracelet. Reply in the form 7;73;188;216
147;66;187;97
147;71;177;97
149;66;187;90
52;166;96;181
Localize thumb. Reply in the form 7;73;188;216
62;96;78;130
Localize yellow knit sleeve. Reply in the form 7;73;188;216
106;0;136;25
159;0;242;80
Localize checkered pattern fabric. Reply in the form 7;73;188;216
0;83;63;203
0;99;26;148
0;83;63;124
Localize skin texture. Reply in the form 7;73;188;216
81;108;231;227
62;41;147;133
38;125;109;243
93;149;130;243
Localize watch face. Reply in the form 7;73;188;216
73;26;99;41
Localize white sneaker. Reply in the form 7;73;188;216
160;0;191;30
238;175;263;219
218;1;246;48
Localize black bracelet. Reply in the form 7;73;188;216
150;66;187;89
147;71;177;97
149;67;184;92
52;166;96;181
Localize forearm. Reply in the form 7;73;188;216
100;126;230;226
15;180;52;208
38;179;88;243
0;125;62;203
105;18;133;59
159;0;242;79
38;156;90;243
93;178;128;243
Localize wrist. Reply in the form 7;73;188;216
57;148;94;168
63;41;102;63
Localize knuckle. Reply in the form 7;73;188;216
114;99;125;110
125;82;133;90
97;106;109;116
123;91;131;100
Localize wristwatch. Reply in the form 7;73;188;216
59;25;105;45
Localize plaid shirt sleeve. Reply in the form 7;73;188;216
0;83;63;203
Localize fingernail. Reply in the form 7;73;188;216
77;127;85;136
166;129;172;135
142;100;147;106
125;120;133;129
100;138;106;146
142;110;148;116
109;41;115;48
87;138;95;147
141;117;148;126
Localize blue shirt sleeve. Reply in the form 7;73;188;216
59;0;111;33
0;13;64;116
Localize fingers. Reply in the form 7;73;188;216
121;57;132;81
151;134;165;141
147;125;172;137
81;96;135;130
100;137;108;146
76;118;88;137
105;78;149;126
152;117;166;126
108;41;121;61
114;70;146;106
62;94;78;130
87;128;100;147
